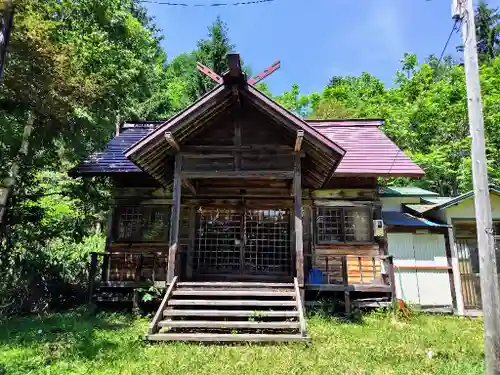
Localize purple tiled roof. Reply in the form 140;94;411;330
70;126;154;175
72;119;424;178
309;120;424;177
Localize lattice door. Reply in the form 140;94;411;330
193;207;291;277
243;209;291;276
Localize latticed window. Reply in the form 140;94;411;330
316;206;372;244
114;206;170;242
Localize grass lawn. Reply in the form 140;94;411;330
0;308;485;375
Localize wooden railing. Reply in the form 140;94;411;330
304;254;394;287
88;251;171;284
148;276;178;335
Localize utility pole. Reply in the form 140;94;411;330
452;1;500;374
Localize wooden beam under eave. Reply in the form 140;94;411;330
164;132;180;152
294;130;304;152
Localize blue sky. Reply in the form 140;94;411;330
144;0;500;95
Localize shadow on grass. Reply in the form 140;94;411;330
0;307;139;361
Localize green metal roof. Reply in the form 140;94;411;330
379;186;439;197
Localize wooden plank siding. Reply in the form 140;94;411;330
99;172;387;292
311;244;381;284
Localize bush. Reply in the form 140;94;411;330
0;234;105;317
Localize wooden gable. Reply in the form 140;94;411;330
125;60;345;189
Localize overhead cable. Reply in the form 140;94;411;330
138;0;275;6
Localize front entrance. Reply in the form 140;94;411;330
192;206;292;280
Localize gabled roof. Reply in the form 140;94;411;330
403;185;500;214
426;185;500;211
71;100;424;183
309;120;424;177
379;186;438;197
124;83;346;187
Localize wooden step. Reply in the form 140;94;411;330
163;309;299;318
168;299;297;307
177;282;294;288
172;290;296;297
145;333;309;342
158;320;300;329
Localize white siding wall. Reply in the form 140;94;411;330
388;232;452;308
388;233;419;304
381;197;420;212
445;193;500;220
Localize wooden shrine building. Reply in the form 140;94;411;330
72;54;425;342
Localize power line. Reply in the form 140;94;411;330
138;0;275;6
437;18;461;65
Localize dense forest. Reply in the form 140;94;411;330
0;0;499;314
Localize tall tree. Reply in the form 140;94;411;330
161;16;235;112
0;0;169;312
475;1;500;63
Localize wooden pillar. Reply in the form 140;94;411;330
341;255;351;315
167;154;182;283
446;217;465;315
294;154;304;287
387;255;396;306
186;205;196;280
101;206;114;281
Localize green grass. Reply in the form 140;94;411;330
0;308;485;375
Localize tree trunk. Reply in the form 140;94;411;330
0;111;35;225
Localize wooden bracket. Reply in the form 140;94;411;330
164;132;180;152
248;60;281;86
294;130;304;152
182;178;197;195
196;62;223;84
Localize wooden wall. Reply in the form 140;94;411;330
308;185;383;285
104;181;385;285
312;244;381;284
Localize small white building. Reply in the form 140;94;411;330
405;185;500;315
380;187;453;311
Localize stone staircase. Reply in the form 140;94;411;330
146;277;308;343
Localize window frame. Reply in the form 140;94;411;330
315;205;374;245
113;204;171;243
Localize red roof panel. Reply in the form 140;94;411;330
309;120;424;177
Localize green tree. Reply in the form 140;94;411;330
475;0;500;63
0;0;168;314
163;16;235;110
303;53;500;195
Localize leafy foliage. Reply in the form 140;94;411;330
475;0;500;64
2;0;500;316
0;1;237;315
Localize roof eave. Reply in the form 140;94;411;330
124;84;228;159
432;186;500;211
244;86;346;158
334;171;425;178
